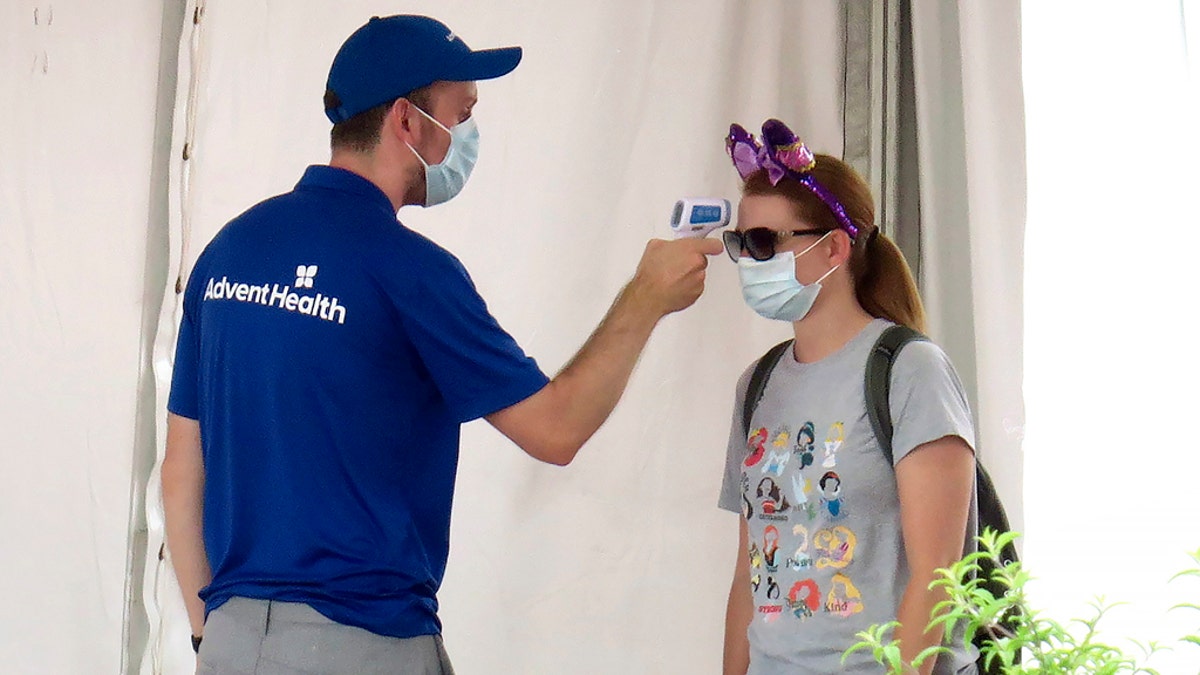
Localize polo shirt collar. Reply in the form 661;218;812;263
295;165;396;215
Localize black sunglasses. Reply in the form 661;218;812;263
722;228;829;262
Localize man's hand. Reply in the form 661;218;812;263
627;237;724;317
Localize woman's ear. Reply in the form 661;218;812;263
829;229;855;265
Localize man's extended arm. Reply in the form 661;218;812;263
487;237;722;465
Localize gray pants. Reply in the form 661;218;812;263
198;597;455;675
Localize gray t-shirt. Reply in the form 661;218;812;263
719;319;978;674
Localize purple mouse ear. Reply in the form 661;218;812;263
727;119;861;241
726;123;763;179
761;119;816;174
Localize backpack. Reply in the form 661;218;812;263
741;324;1018;674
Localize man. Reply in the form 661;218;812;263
161;14;721;674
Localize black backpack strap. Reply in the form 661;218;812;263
864;324;928;465
864;324;1020;565
742;340;793;437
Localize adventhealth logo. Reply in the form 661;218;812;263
203;264;347;325
295;265;317;288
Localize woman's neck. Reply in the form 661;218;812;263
790;291;875;364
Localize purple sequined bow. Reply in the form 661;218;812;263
726;119;860;241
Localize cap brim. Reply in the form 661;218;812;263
444;46;522;82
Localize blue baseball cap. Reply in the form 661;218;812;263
324;15;522;123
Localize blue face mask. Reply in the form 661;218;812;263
737;231;838;322
406;105;479;207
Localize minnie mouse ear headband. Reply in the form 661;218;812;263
726;119;860;241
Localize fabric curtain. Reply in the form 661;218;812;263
0;1;184;673
926;0;1028;539
844;0;1027;537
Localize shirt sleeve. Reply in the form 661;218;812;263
718;364;755;513
888;340;977;465
167;290;201;420
392;249;549;424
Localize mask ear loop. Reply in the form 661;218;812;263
815;264;840;284
794;231;840;284
404;142;429;168
793;230;833;259
410;103;452;135
403;102;453;167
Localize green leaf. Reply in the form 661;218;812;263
841;641;869;662
1169;568;1200;582
926;612;958;633
912;645;949;668
882;643;905;674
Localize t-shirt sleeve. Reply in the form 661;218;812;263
888;340;976;465
718;364;755;513
393;250;549;424
167;286;201;420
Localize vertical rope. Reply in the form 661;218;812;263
144;2;207;672
177;0;206;293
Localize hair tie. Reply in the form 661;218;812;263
725;119;860;241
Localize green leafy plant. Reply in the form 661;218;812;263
843;530;1200;674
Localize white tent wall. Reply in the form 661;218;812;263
0;1;183;674
141;2;848;674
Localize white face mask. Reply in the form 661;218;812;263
405;105;479;207
737;231;838;322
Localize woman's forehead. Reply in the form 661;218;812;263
738;194;805;228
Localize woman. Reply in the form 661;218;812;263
718;119;978;674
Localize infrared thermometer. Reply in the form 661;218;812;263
670;198;731;238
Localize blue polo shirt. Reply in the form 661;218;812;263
167;165;549;638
